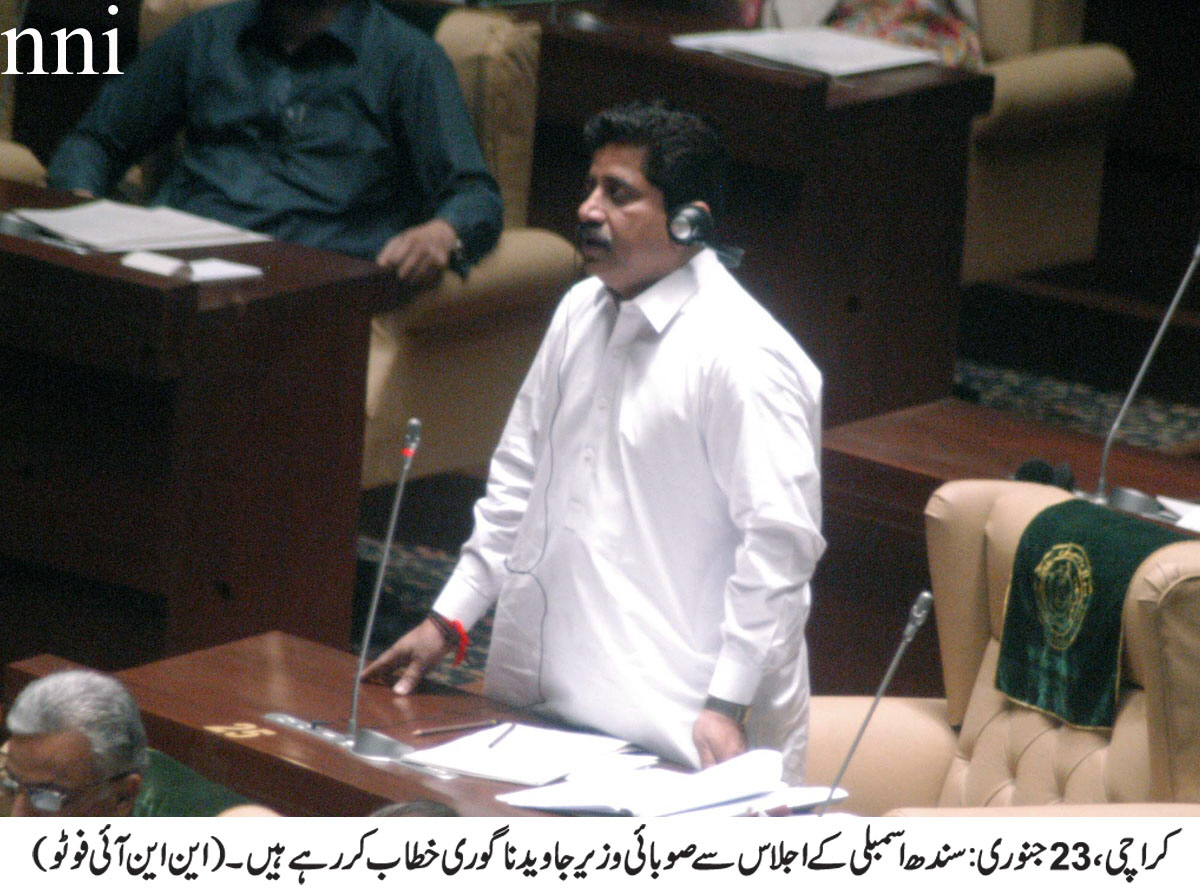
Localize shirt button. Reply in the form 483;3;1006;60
583;448;594;463
597;398;609;411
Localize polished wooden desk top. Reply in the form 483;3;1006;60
6;633;555;817
826;398;1200;499
527;4;992;167
824;398;1200;536
0;179;397;379
533;17;828;169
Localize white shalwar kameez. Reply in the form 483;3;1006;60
432;249;824;780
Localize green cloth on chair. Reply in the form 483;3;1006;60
131;749;248;817
997;499;1188;729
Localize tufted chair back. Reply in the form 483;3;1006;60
973;0;1083;63
926;479;1200;806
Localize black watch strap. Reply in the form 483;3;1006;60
703;695;748;725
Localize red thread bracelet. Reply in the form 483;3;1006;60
448;619;468;666
430;612;469;666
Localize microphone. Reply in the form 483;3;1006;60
1094;230;1200;510
816;589;935;816
347;418;422;758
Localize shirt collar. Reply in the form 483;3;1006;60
243;0;366;59
615;249;717;335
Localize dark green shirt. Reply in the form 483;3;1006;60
47;0;503;264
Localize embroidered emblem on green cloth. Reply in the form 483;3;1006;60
997;499;1187;729
1032;542;1094;651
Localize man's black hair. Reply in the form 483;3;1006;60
583;100;727;219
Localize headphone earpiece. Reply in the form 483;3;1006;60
668;203;713;246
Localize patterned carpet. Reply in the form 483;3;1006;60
355;358;1200;690
955;358;1200;452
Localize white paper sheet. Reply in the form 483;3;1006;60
15;199;270;252
673;27;940;76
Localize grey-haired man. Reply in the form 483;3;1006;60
3;670;147;817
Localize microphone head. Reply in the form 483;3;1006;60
404;417;422;448
910;590;933;625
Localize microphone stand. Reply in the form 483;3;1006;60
1094;232;1200;505
263;419;451;776
816;590;934;816
347;418;422;757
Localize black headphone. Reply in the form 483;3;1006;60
668;203;714;246
668;202;743;269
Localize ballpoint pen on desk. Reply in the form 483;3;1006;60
487;722;516;749
411;719;499;738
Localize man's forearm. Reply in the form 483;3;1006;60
46;134;119;196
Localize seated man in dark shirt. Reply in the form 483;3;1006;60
47;0;503;287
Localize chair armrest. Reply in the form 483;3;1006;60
807;696;957;816
887;803;1200;817
394;227;578;336
0;140;46;186
973;44;1134;147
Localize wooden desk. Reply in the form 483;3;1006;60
526;8;994;425
5;633;542;816
0;181;396;671
811;398;1200;697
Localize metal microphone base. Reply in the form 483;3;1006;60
262;712;453;778
1086;487;1180;524
349;727;416;763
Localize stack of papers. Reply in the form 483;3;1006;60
13;199;270;253
673;27;940;76
400;723;631;786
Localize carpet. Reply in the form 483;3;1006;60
955;358;1200;451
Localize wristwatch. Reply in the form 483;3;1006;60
703;695;748;725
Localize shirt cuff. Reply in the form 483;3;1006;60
707;655;762;707
431;567;495;631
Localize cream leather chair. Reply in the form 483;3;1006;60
361;9;578;486
962;0;1135;284
138;1;580;486
807;478;1200;816
761;0;1135;286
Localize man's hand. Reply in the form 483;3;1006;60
360;618;452;695
693;708;748;769
375;218;459;289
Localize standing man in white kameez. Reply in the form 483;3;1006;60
364;100;824;781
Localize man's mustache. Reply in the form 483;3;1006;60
576;222;612;250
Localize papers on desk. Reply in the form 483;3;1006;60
673;27;940;76
13;199;270;252
497;748;844;816
1158;496;1200;533
399;722;631;786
